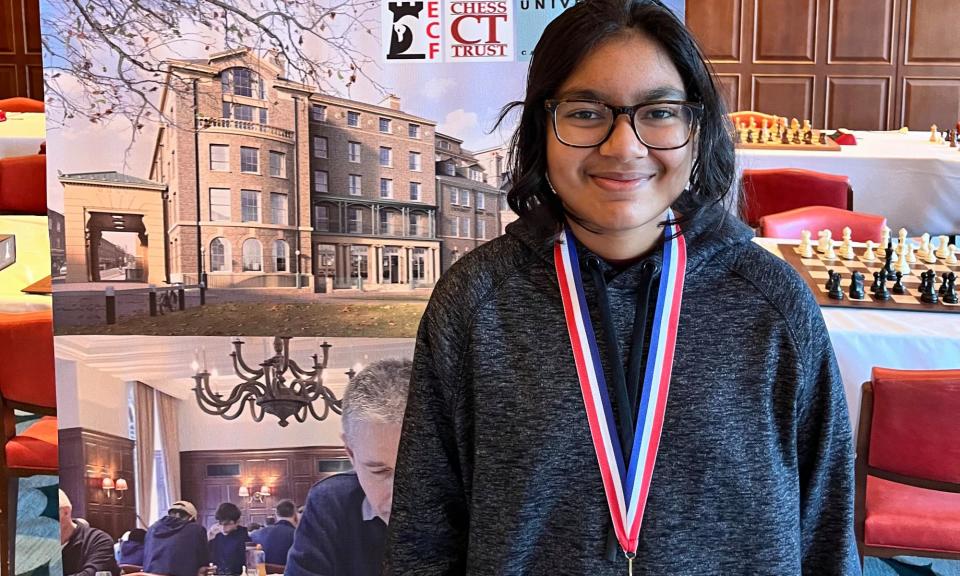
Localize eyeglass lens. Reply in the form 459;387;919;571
554;101;695;148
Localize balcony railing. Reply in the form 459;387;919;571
200;117;295;140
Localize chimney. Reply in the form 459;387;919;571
380;94;401;111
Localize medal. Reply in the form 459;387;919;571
554;210;687;569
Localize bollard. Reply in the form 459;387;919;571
178;284;186;311
105;286;116;325
199;281;206;306
149;284;157;316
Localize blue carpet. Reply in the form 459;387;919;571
865;557;960;576
11;413;60;576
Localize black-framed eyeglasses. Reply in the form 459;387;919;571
544;99;703;149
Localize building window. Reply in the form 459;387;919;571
379;117;391;133
209;188;231;221
314;136;328;159
444;162;456;176
242;238;262;271
315;205;330;232
314;170;329;193
409;181;421;202
210;238;229;272
476;192;485;210
312;104;327;122
260;108;268;125
500;194;508;210
269;151;286;178
317;243;335;268
409;213;419;236
209;144;229;171
439;140;449;150
347;111;360;127
469;167;482;181
460;189;470;207
348;207;363;233
409;123;420;138
478;219;486;239
461;216;471;238
240;147;259;173
450;186;459;205
379;146;392;167
449;216;458;236
379;211;390;235
348;141;361;163
222;67;264;99
273;239;289;272
270;193;288;225
348;174;362;196
232;103;254;122
380;178;393;199
409;151;421;171
241;190;260;222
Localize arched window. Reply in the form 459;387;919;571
242;239;262;272
209;238;230;272
273;239;289;272
221;67;265;99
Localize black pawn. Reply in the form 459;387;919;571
871;271;881;294
920;270;939;304
828;272;845;300
940;272;950;296
849;271;865;300
944;273;958;305
875;270;891;301
892;271;908;295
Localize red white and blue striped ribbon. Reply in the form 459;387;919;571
554;211;687;557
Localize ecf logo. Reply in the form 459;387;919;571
383;1;442;61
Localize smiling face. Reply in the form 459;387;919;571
344;420;402;524
546;31;695;256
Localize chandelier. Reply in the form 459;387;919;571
192;336;342;427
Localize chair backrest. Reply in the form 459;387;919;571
119;565;144;575
742;168;851;226
864;367;960;485
0;311;56;410
729;110;778;128
265;563;285;574
0;97;44;113
0;154;47;215
758;205;886;242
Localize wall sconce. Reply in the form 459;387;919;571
102;477;128;501
239;485;271;504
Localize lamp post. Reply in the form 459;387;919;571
200;246;207;288
295;249;301;289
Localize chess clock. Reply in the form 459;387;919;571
0;235;15;272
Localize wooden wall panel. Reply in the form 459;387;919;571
826;76;891;129
0;0;43;99
753;0;818;63
901;78;960;130
686;0;742;61
904;0;960;64
752;75;815;120
181;446;349;528
829;0;895;63
716;74;741;114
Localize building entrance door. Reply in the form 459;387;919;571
85;212;148;282
382;248;400;284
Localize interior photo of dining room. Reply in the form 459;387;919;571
54;334;413;574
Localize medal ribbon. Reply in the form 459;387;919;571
554;212;686;556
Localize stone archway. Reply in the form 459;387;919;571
85;212;148;282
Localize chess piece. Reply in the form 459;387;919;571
944;273;958;304
862;240;877;262
823;241;837;260
906;243;917;264
948;245;958;265
897;228;908;255
879;227;891;257
951;129;957;148
790;118;800;132
940;272;950;296
892;271;908;295
875;269;891;301
920;270;939;304
761;118;770;143
828;271;844;300
925;247;938;264
931;124;939;142
817;230;832;253
739;125;748;144
918;233;930;258
839;227;855;259
895;246;911;276
825;269;835;292
798;230;814;258
882;240;895;277
818;132;828;145
935;235;951;259
849;271;865;300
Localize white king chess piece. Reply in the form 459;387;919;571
862;240;877;262
935;235;951;259
799;230;814;258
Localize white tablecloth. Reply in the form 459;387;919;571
755;238;960;430
738;131;960;236
0;216;52;312
0;112;46;158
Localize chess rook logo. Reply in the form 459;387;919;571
386;1;441;61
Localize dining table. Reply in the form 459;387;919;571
0;216;53;312
0;112;46;158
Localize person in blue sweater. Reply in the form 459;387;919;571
250;499;297;565
143;500;210;576
285;358;412;575
208;502;251;575
117;528;146;566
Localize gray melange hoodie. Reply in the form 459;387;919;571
386;205;859;575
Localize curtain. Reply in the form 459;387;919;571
134;381;155;528
156;390;181;505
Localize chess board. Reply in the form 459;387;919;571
778;243;960;314
735;136;841;151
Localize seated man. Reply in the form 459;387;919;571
143;500;209;576
60;490;120;576
118;528;146;566
251;499;298;565
208;502;251;575
286;358;412;575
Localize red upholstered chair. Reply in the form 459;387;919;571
0;311;58;574
758;206;886;242
855;368;960;566
0;154;47;215
0;97;44;113
729;110;778;128
741;168;852;227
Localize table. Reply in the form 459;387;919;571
756;238;960;430
0;112;45;158
738;131;960;237
0;216;52;312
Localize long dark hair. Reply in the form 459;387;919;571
497;0;736;232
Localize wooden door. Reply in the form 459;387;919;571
896;0;960;130
0;0;42;99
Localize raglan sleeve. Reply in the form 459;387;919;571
384;287;473;575
794;300;861;576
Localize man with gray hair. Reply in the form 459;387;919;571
59;489;120;576
286;358;412;575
